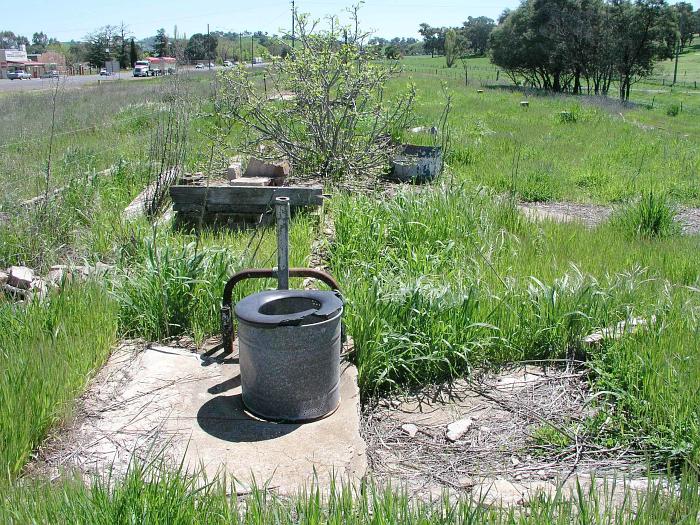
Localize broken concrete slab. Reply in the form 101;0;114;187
230;177;272;187
8;266;34;290
35;341;366;494
244;158;289;185
583;316;656;346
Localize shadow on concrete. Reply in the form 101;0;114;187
200;354;239;367
197;394;300;442
207;375;241;394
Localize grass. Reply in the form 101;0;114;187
112;215;316;344
610;191;681;239
388;70;700;205
0;47;699;517
2;460;700;524
330;184;700;467
0;284;118;481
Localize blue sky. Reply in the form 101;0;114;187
4;1;697;42
5;0;524;41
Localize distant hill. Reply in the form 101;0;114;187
138;36;155;52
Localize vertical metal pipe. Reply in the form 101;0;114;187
275;196;290;290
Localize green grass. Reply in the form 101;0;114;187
387;71;700;205
112;214;316;344
2;460;700;524
330;184;700;467
0;284;118;481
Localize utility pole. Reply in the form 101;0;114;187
251;35;254;66
207;23;211;69
291;0;295;49
239;33;243;63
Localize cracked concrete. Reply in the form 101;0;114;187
34;341;366;494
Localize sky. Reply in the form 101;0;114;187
3;0;525;42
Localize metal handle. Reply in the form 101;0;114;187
220;268;342;355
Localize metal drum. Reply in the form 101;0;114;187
235;289;344;422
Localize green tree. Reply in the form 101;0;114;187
85;27;115;68
461;16;495;55
154;28;169;57
444;29;458;68
129;38;139;67
30;32;48;54
184;33;218;61
0;31;29;49
418;23;446;57
674;2;695;50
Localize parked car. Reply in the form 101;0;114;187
223;60;233;67
7;70;31;80
195;63;204;69
99;68;110;76
40;70;59;79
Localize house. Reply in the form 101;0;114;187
0;47;62;78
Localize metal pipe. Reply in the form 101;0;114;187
220;268;341;355
275;196;290;290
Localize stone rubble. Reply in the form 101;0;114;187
1;263;114;302
401;423;418;438
446;417;473;442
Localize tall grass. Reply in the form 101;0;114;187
330;185;700;467
0;284;118;481
112;215;316;343
610;191;680;239
2;460;700;524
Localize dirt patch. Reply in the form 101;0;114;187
363;363;646;500
518;201;700;234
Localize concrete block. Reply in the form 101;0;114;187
244;158;290;184
8;266;34;290
227;161;243;181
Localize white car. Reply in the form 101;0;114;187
195;63;204;69
99;68;110;76
223;61;233;67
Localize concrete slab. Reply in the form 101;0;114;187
36;341;366;494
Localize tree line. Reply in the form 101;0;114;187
491;0;698;100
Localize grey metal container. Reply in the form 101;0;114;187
235;289;344;422
389;144;443;183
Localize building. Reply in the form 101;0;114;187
0;48;47;78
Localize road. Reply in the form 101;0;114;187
0;64;267;94
0;73;147;93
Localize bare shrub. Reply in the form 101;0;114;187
217;11;415;187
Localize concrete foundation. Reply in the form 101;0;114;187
37;341;366;494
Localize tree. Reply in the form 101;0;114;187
461;16;495;55
30;31;49;54
385;44;402;59
674;2;695;50
154;28;169;57
444;29;458;68
0;31;29;49
129;38;139;67
419;23;446;57
85;26;116;68
489;0;674;100
185;33;218;61
609;0;675;100
219;12;415;185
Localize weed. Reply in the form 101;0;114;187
0;284;117;480
610;191;680;239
